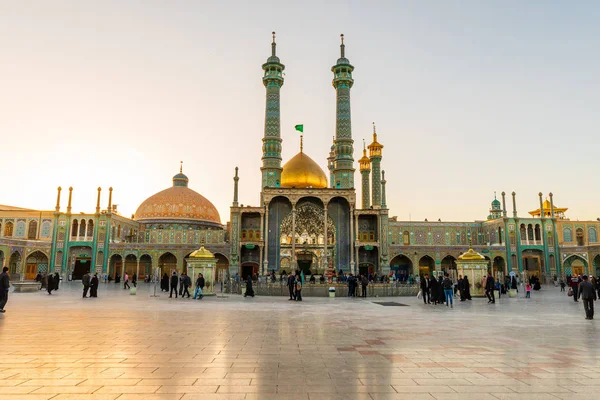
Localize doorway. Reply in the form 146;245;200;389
73;258;90;280
297;252;313;275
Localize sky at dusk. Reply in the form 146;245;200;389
1;0;599;223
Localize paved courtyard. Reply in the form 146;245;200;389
0;282;598;400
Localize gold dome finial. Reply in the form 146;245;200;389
368;122;383;157
180;161;183;173
300;134;303;153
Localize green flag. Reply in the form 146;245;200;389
295;124;303;132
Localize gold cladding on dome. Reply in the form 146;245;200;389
458;248;486;260
189;245;215;259
280;151;328;189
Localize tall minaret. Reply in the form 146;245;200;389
331;34;355;189
261;32;285;189
358;140;371;209
327;137;335;188
368;123;383;207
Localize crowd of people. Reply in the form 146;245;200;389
159;271;206;299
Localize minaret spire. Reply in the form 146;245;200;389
368;122;383;207
300;135;303;153
180;161;183;173
359;137;371;209
331;33;355;189
261;32;285;188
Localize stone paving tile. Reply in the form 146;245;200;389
1;283;598;399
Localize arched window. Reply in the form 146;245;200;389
534;224;541;241
79;219;86;237
27;221;38;239
72;220;78;237
117;225;121;238
4;221;13;237
589;227;598;243
403;231;410;246
563;227;572;242
87;220;94;237
255;230;260;240
520;224;526;240
498;227;503;245
527;224;534;241
576;228;584;246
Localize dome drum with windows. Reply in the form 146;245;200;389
134;167;222;228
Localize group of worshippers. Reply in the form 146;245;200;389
420;273;475;305
81;271;100;298
34;272;61;295
345;273;369;297
160;271;206;299
284;271;303;301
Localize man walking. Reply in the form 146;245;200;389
578;275;597;320
182;273;191;298
287;272;296;300
82;271;91;298
420;273;430;304
123;272;130;289
194;273;205;299
0;267;10;313
443;273;453;308
485;272;495;304
570;275;579;302
169;271;179;298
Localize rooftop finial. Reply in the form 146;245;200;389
180;161;183;173
372;121;377;140
363;138;366;150
494;191;497;199
340;33;345;57
271;31;276;56
300;134;303;153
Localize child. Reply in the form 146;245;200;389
560;279;566;292
525;282;531;298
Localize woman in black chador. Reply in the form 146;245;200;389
90;273;99;298
244;275;255;297
437;275;445;304
160;273;169;292
462;275;472;300
430;275;440;304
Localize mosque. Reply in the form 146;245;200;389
1;35;599;283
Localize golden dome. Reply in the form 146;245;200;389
280;151;328;189
135;173;221;226
458;248;486;261
189;245;215;259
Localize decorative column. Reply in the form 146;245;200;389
291;204;296;269
261;32;285;188
323;204;328;273
512;191;518;218
539;192;550;279
331;34;355;189
358;140;371;209
259;210;265;275
501;191;507;217
136;259;140;279
233;167;239;207
95;187;101;214
263;206;269;275
49;186;62;273
549;192;561;275
368;123;383;207
381;170;387;209
62;187;74;274
350;206;355;274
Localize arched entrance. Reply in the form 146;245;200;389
25;251;49;280
296;251;315;275
522;249;544;280
241;262;259;280
214;253;229;282
594;255;600;277
140;254;152;278
419;255;434;277
358;246;378;276
441;255;457;279
159;252;178;275
390;254;413;281
124;254;137;277
70;246;93;280
492;256;506;279
109;254;122;279
9;251;21;275
563;255;587;276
